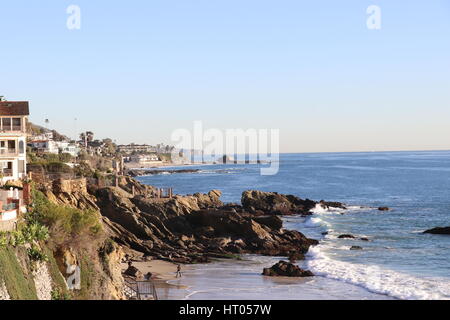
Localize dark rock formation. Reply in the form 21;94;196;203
378;207;390;211
252;216;283;230
123;263;142;278
262;261;314;277
241;190;317;216
319;200;346;209
128;169;200;177
92;181;319;263
423;227;450;235
338;234;356;239
350;246;363;250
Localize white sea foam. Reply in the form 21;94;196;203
345;205;367;211
310;204;329;214
310;204;347;215
306;245;450;300
304;217;330;228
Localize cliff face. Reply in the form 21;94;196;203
0;234;125;300
90;179;319;263
10;175;322;300
40;175;321;264
0;177;127;301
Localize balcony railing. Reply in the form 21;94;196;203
0;126;24;133
0;149;18;156
1;169;13;177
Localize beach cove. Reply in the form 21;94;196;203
136;151;450;300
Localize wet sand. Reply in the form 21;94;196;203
122;259;188;295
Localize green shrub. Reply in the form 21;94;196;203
73;161;94;177
45;161;73;173
21;223;49;242
0;233;8;247
27;245;48;262
58;153;74;163
29;189;103;246
9;230;26;247
51;289;71;300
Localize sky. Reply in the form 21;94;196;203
0;0;449;153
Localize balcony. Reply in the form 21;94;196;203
1;169;13;177
0;126;24;133
0;149;18;157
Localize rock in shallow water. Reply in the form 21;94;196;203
241;190;317;215
423;226;450;235
262;261;314;277
338;234;356;239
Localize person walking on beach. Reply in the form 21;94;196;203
176;264;182;278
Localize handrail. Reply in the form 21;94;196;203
123;278;158;300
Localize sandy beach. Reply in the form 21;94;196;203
121;259;179;281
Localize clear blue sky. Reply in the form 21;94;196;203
1;0;449;152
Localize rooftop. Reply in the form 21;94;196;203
0;101;30;116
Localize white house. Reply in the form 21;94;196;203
56;141;80;157
0;100;29;183
28;139;60;154
130;154;161;164
33;132;54;141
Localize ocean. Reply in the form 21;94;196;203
137;151;450;300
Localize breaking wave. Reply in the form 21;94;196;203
305;245;450;300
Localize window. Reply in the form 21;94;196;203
0;141;17;154
19;141;24;154
2;118;11;131
12;118;21;131
0;161;13;177
0;141;6;155
7;140;16;153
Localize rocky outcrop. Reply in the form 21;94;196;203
319;200;346;209
123;263;142;278
52;178;87;194
241;190;317;215
262;261;314;277
423;226;450;235
92;184;318;263
378;207;390;211
39;177;99;211
39;176;322;267
53;243;125;300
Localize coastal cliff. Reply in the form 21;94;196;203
36;175;322;266
1;173;326;300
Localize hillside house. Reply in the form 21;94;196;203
0;100;29;183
